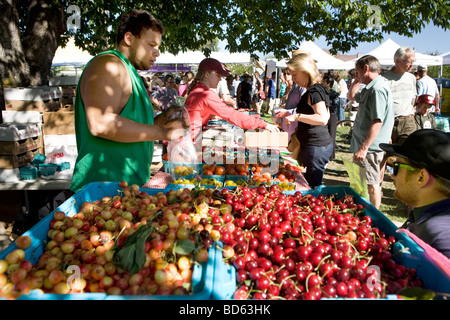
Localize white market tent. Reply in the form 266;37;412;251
156;51;251;64
51;38;93;67
52;38;251;68
441;51;450;65
274;40;354;70
348;38;443;67
348;38;444;94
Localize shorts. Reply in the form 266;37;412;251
354;151;384;185
392;116;416;144
252;94;261;102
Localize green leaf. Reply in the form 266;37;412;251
173;239;196;255
398;287;437;300
112;224;155;274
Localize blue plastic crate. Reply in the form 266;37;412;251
20;166;39;180
0;182;216;300
38;163;58;176
223;175;249;188
30;153;46;166
56;162;71;171
211;185;450;300
163;161;202;176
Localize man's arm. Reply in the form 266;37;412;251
347;80;360;102
435;92;441;114
80;54;185;142
353;120;383;162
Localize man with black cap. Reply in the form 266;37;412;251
380;129;450;258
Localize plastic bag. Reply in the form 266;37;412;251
166;106;199;177
42;145;77;180
343;159;369;200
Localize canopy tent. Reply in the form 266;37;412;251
441;51;450;65
348;38;443;67
52;39;250;68
137;51;251;74
264;41;353;97
51;38;93;67
155;51;251;64
274;40;354;70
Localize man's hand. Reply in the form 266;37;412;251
353;147;368;163
154;106;190;141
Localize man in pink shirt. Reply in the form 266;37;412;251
185;58;279;145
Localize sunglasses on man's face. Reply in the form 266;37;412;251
390;162;417;176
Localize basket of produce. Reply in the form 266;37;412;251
0;182;217;300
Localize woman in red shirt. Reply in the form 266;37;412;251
185;58;279;144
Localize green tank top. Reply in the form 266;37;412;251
70;50;154;193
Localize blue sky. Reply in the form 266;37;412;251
219;23;449;57
313;23;449;56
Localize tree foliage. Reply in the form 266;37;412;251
1;0;450;88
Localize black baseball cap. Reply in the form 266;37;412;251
379;129;450;180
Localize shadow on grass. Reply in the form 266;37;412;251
323;157;408;224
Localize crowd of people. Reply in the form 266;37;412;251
70;9;450;259
273;47;449;258
144;68;274;116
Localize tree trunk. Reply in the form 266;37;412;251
0;0;65;118
0;0;30;87
22;0;66;86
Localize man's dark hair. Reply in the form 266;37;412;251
116;9;165;44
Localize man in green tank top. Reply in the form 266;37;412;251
70;9;187;193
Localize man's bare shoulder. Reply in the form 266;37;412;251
80;52;132;111
82;53;127;79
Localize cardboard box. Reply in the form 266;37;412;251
0;135;43;155
42;111;75;135
61;87;77;98
4;100;61;112
2;111;43;123
4;87;61;101
0;147;44;169
0;123;42;141
44;134;77;148
244;131;288;148
4;87;63;112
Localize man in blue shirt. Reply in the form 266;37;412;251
349;55;394;209
380;129;450;258
265;71;277;115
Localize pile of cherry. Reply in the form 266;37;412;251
212;185;424;300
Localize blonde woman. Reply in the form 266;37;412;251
274;53;332;188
